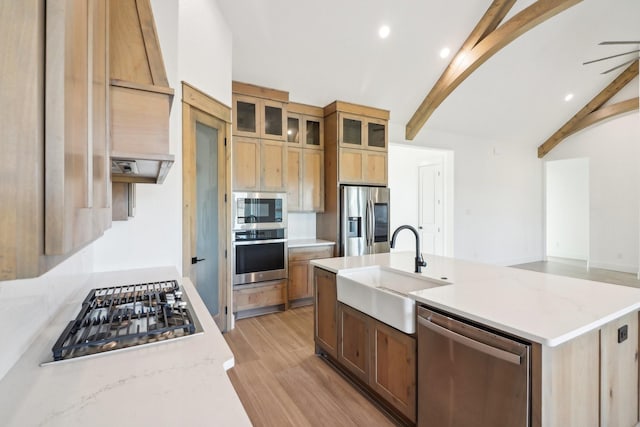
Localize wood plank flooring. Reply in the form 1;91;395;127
223;306;395;427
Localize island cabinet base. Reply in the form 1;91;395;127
534;310;639;427
314;267;416;425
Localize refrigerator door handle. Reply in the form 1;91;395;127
368;199;375;247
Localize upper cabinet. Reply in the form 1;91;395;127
109;0;174;184
287;102;324;212
324;101;389;186
232;82;289;192
1;0;111;280
232;82;288;141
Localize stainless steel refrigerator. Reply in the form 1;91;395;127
340;185;390;256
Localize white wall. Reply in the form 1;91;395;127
390;123;544;266
545;112;640;273
545;158;589;260
388;144;454;256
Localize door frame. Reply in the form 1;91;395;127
182;82;232;331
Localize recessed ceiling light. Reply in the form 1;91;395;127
440;47;451;58
564;93;574;102
378;25;390;39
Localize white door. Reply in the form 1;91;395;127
419;164;444;255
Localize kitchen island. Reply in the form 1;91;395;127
312;252;640;426
0;267;250;427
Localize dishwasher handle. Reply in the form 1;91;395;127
418;315;523;365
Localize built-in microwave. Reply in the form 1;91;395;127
232;192;287;230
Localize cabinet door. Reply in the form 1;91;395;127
286;113;301;146
314;267;338;358
600;311;639;426
338;113;364;148
304;115;324;149
364;151;387;186
91;0;111;235
339;148;365;184
302;150;324;212
46;0;109;255
232;137;260;191
261;140;287;191
365;117;387;151
370;320;417;422
233;94;259;138
338;303;370;383
287;147;302;211
261;99;286;141
288;260;309;301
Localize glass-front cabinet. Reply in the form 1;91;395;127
338;113;387;151
287;103;324;150
232;93;287;141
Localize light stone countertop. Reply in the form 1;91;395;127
0;267;251;427
288;238;335;248
311;252;640;347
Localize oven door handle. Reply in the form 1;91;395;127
233;238;287;245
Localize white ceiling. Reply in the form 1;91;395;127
217;0;640;148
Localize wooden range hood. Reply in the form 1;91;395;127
109;0;174;184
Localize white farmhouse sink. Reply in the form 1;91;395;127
336;266;450;334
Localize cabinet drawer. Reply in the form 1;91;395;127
288;245;334;262
233;280;286;312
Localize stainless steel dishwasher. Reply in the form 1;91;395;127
417;305;530;427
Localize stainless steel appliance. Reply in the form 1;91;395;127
417;305;530;426
233;228;287;285
340;185;390;256
51;280;202;361
232;192;286;230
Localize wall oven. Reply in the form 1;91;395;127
232;192;286;230
233;228;288;285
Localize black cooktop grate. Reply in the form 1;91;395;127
52;280;197;361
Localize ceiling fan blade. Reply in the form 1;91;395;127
583;49;640;65
599;41;640;45
601;58;639;74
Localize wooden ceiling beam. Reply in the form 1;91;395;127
405;0;582;141
568;97;639;137
537;60;638;158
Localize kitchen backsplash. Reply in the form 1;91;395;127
0;246;93;381
288;213;316;239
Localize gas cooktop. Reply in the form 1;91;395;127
51;279;203;362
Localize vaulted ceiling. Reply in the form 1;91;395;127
217;0;639;148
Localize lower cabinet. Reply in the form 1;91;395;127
337;302;416;423
314;266;416;424
233;279;287;319
314;267;338;359
288;245;333;307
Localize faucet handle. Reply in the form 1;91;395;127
418;253;427;267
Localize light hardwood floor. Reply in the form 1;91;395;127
224;306;395;427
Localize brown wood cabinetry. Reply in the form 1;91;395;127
337;302;417;423
370;319;417;421
314;267;338;358
286;103;325;212
314;268;416;423
288;245;333;307
233;279;287;319
324;101;389;187
1;0;112;280
338;303;371;383
232;82;288;192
